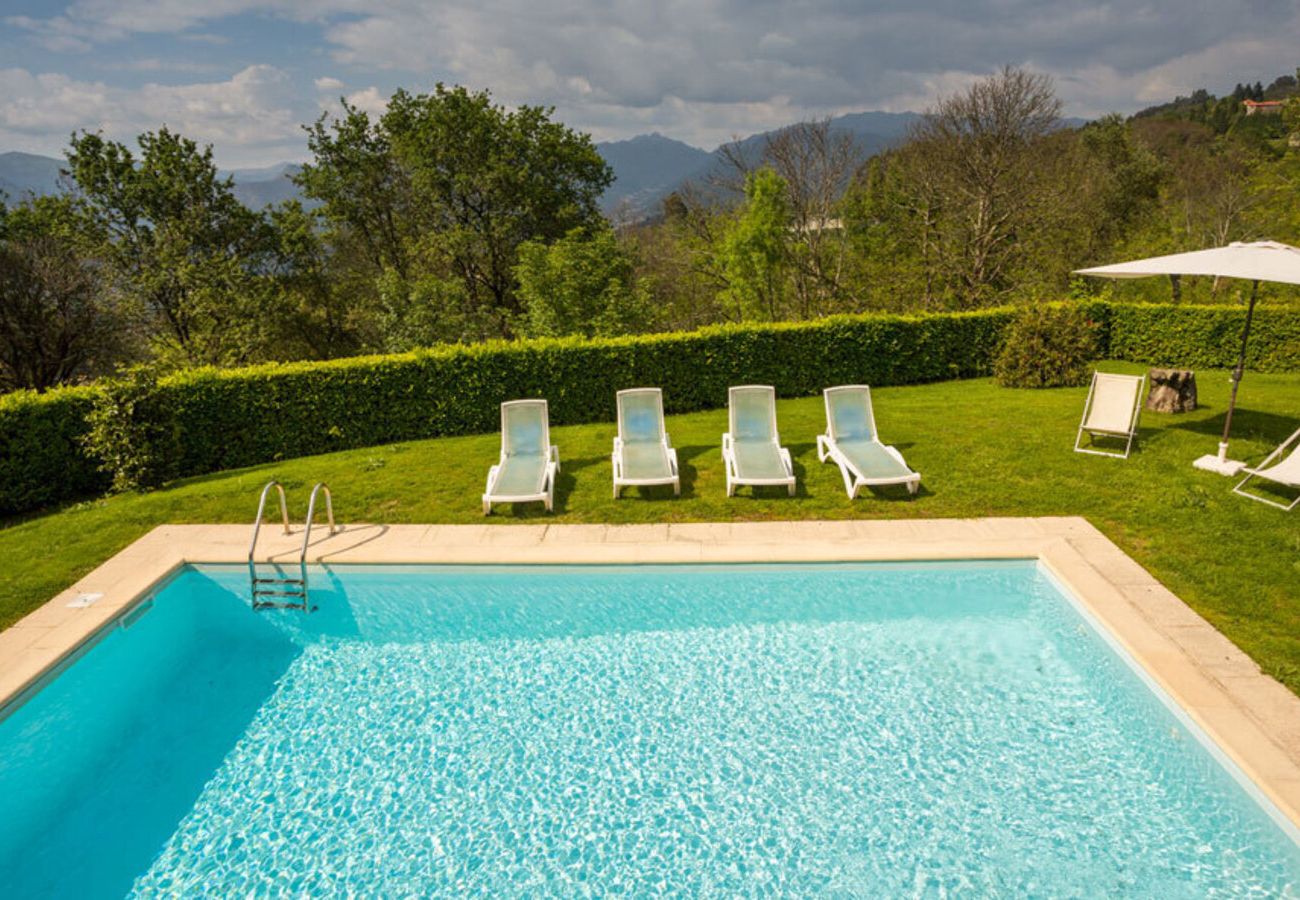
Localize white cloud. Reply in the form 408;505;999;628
342;86;389;117
0;64;307;166
310;0;1300;144
6;1;359;49
4;1;1300;159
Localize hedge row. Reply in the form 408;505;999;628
2;300;1299;518
165;307;1012;476
1109;303;1300;372
0;386;108;515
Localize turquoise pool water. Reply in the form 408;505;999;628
0;561;1297;896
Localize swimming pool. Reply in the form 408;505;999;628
1;561;1297;896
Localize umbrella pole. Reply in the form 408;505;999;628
1218;279;1259;460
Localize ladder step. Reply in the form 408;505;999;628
253;589;308;598
253;599;310;610
252;577;305;586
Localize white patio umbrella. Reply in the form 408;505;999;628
1075;241;1300;475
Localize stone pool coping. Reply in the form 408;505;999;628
2;516;1299;830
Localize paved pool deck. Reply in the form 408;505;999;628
2;516;1298;829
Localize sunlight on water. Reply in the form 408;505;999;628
1;562;1297;897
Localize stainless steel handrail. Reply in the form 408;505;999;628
300;482;337;565
248;480;291;566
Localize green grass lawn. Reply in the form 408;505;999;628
3;361;1298;691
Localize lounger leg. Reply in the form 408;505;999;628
673;479;680;497
483;499;492;516
840;464;856;499
788;482;796;497
907;479;919;497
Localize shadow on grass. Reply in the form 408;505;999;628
1165;407;1298;446
674;445;717;500
1233;476;1300;509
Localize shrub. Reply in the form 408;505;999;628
995;303;1099;388
1108;303;1300;372
0;386;106;515
82;367;182;492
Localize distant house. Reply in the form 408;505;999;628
794;217;844;234
1243;99;1285;116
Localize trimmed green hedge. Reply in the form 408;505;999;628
1109;303;1300;372
0;386;108;515
164;308;1012;476
1;300;1297;518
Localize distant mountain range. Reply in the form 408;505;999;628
0;110;923;220
596;111;923;219
0;152;304;210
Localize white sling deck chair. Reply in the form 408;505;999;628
816;385;920;499
1075;372;1145;459
482;399;560;515
612;388;680;498
722;385;796;497
1232;426;1300;511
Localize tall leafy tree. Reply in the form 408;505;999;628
65;128;276;366
0;195;125;390
298;84;613;339
515;224;654;338
719;168;791;321
264;200;363;360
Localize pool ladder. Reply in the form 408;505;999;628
247;481;337;611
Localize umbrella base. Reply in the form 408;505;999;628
1193;453;1246;476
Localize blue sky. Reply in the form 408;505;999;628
2;1;1298;167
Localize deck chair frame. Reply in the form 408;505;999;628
1232;426;1300;511
482;399;560;515
816;385;920;499
612;388;680;499
1074;372;1145;460
721;385;796;497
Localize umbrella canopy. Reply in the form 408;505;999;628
1074;241;1300;475
1076;241;1300;285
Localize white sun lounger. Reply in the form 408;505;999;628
612;388;680;498
722;385;795;497
482;399;560;514
816;385;920;499
1075;372;1145;459
1232;426;1300;511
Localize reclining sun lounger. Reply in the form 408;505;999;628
482;399;560;515
612;388;680;498
1075;372;1145;459
1232;426;1300;511
816;385;920;499
722;385;795;497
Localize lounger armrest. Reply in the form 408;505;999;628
550;444;560;472
613;436;624;454
484;463;500;495
779;446;793;475
667;446;679;475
